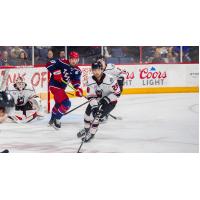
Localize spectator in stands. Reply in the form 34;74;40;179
59;50;65;59
11;46;24;58
189;46;199;62
151;51;164;63
16;51;30;66
163;52;177;63
0;50;11;66
122;46;140;63
22;46;32;61
47;49;54;62
10;50;18;66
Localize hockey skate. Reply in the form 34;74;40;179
99;115;108;123
82;132;95;143
77;128;89;138
49;118;61;130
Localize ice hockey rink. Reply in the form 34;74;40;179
0;93;199;153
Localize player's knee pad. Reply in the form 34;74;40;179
90;122;99;135
57;99;71;115
62;99;71;108
84;112;91;122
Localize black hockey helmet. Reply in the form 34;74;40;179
0;91;15;113
91;62;102;70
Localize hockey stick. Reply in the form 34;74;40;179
77;104;103;153
64;100;90;116
109;113;123;120
67;83;122;120
77;115;99;153
66;92;75;96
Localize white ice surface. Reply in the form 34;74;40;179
0;93;199;153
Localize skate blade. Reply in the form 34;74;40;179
48;123;60;130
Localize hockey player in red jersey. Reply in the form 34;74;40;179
46;51;83;129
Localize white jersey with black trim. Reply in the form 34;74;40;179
86;73;120;107
104;63;124;80
7;84;36;106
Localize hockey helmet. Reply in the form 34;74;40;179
0;91;15;114
69;51;79;59
91;62;102;70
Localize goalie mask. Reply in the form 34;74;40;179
14;76;27;91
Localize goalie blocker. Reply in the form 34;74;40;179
77;62;120;142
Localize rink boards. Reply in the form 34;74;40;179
0;63;199;100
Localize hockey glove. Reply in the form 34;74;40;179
75;87;83;97
99;96;111;107
53;70;62;83
92;105;102;118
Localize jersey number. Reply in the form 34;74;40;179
112;83;119;91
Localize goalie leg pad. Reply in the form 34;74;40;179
29;97;42;111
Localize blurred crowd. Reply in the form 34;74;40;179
0;46;32;66
142;46;199;64
0;46;199;67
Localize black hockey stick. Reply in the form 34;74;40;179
77;116;99;153
77;138;85;153
109;113;123;120
64;100;90;116
77;105;103;153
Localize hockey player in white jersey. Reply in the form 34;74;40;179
77;62;121;142
7;76;44;122
0;91;15;123
95;55;126;122
0;91;14;152
96;55;126;95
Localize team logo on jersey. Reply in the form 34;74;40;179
96;90;103;98
17;95;25;106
